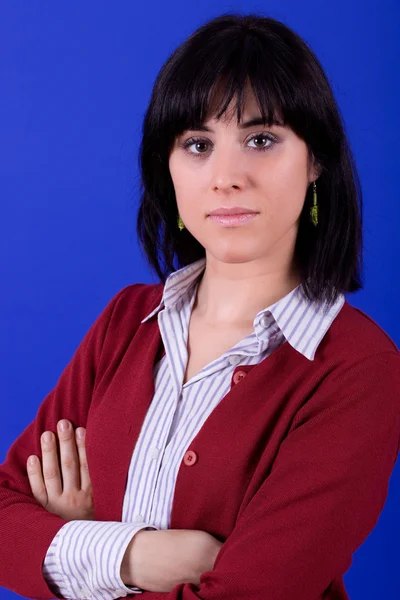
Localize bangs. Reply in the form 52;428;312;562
156;29;309;145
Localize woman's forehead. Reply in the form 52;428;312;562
204;81;284;125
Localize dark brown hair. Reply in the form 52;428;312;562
136;12;363;308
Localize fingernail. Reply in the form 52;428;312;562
59;420;69;431
42;432;52;443
28;456;36;466
76;428;85;439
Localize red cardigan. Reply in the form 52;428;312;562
1;282;399;600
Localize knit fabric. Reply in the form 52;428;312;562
0;258;399;599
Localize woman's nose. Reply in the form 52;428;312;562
209;148;247;191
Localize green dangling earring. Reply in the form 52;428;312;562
310;180;318;226
177;214;185;231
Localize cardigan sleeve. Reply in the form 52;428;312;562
137;350;400;600
0;285;136;600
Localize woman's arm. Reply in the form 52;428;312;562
0;285;135;599
121;351;400;600
121;529;223;592
28;422;150;598
27;419;221;597
42;520;156;599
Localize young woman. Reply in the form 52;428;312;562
1;12;399;600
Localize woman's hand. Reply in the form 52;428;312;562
121;528;223;592
26;419;94;521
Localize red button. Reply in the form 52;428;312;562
233;370;247;384
183;450;198;466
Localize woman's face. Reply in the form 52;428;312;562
168;87;319;269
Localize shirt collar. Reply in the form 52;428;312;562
141;257;345;361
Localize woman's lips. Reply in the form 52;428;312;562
207;213;259;226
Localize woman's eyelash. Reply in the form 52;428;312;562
180;132;277;157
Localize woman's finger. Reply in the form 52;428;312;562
56;420;80;493
41;430;63;498
75;428;92;491
26;455;48;506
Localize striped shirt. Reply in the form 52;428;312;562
42;257;345;599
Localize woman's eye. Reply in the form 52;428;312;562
181;133;276;156
247;134;275;150
186;140;209;154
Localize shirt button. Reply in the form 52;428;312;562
81;585;91;597
134;513;144;521
183;450;198;466
260;315;270;327
233;370;247;384
149;447;160;460
228;355;241;365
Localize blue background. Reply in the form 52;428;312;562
1;1;399;598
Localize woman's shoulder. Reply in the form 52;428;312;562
115;280;162;307
104;281;163;324
328;299;399;359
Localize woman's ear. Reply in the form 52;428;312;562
309;154;322;183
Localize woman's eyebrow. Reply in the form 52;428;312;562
191;116;284;133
